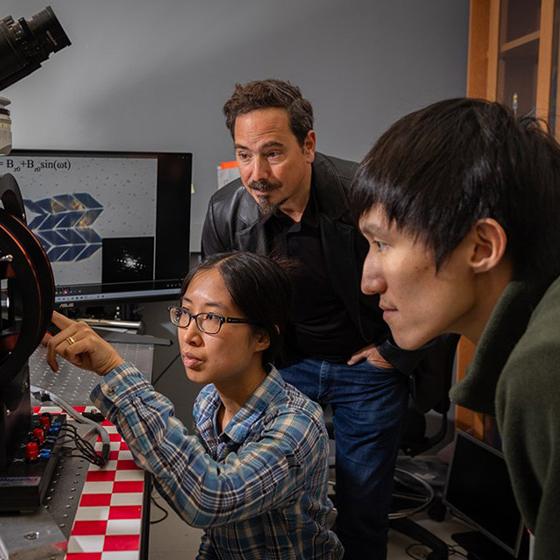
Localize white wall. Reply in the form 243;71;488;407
3;0;469;252
3;0;469;423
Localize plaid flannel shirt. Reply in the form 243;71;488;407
91;363;343;560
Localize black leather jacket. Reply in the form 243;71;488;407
202;153;386;338
201;152;456;409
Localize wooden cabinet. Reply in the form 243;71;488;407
458;0;558;440
468;0;556;126
454;338;485;439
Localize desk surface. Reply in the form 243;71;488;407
0;343;154;560
38;405;148;560
30;343;154;405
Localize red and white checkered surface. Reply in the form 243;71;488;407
35;406;146;560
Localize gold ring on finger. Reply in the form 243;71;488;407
66;336;76;346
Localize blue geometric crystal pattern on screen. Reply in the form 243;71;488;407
24;193;103;262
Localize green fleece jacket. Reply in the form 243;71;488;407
450;277;560;560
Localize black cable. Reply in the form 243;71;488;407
61;423;97;453
152;352;180;387
405;543;430;559
404;542;472;560
150;495;169;524
31;385;110;466
60;423;105;465
448;545;470;559
68;441;101;464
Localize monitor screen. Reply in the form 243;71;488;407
443;431;524;557
4;149;191;304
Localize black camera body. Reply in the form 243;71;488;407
0;175;54;468
0;6;70;92
0;5;68;482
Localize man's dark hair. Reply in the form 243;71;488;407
223;79;314;146
181;251;292;366
352;98;560;299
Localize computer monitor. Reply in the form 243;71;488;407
443;431;525;558
4;149;191;304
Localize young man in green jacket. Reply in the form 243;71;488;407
352;98;560;560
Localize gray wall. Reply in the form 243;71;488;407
4;0;469;251
4;0;469;423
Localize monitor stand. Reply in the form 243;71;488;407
98;329;171;347
452;531;518;560
60;304;172;346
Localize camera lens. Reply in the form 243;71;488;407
24;7;71;56
0;6;71;91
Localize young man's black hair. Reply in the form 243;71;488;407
352;98;560;300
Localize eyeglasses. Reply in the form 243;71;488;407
168;305;260;334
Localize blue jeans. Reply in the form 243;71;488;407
280;358;408;560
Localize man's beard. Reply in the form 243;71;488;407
248;179;282;216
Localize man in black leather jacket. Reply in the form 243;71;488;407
201;79;425;559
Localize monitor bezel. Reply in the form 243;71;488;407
443;431;525;557
9;148;191;305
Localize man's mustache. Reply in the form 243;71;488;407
248;179;281;193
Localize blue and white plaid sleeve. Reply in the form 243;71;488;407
90;362;326;529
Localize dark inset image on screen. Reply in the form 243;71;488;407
102;237;154;284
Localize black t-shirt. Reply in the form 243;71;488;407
265;187;367;363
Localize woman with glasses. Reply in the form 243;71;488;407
47;251;343;560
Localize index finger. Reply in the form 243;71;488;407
51;310;75;330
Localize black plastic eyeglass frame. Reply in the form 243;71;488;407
168;305;260;334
